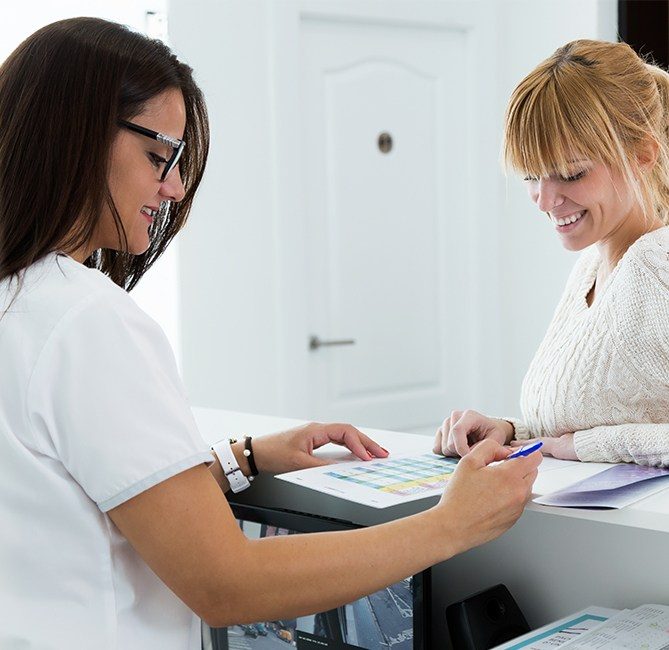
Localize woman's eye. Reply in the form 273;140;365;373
561;170;586;182
148;152;167;168
523;175;539;182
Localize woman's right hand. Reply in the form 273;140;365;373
435;439;541;552
433;409;515;457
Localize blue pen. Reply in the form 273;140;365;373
507;441;543;459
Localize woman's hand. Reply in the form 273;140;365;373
250;422;389;475
510;434;577;461
436;439;542;552
433;410;515;457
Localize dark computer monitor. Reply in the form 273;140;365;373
209;504;431;650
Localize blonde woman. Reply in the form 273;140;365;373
435;39;669;467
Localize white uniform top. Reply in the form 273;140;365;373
0;253;213;649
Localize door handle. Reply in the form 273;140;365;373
309;335;356;351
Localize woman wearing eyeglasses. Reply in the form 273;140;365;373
0;17;541;649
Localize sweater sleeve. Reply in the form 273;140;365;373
499;417;533;441
574;424;669;467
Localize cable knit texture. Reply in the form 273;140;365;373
509;227;669;467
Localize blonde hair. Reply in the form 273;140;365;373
503;39;669;225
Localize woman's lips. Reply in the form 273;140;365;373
552;210;587;233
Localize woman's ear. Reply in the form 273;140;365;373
636;138;660;172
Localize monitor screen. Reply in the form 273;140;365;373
208;505;430;650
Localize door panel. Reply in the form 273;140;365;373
302;16;474;431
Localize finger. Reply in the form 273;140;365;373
509;437;541;447
354;430;389;458
433;421;446;455
505;449;543;477
444;411;462;455
444;428;462;457
329;425;375;461
437;413;456;455
463;438;510;467
524;468;539;486
440;420;452;456
450;411;479;457
442;436;459;458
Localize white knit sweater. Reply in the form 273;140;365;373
508;226;669;467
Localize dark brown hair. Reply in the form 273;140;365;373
0;17;209;290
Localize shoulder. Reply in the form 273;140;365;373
609;228;669;320
9;254;164;369
17;253;148;332
26;252;127;302
624;226;669;287
607;228;669;383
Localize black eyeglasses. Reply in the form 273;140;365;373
118;119;186;182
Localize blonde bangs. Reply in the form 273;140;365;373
504;64;625;179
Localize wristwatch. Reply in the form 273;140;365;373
212;439;252;493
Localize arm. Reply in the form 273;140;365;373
574;423;669;467
108;440;540;628
209;422;390;492
509;424;669;466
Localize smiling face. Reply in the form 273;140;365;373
93;88;187;257
524;160;645;252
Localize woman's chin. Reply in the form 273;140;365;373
128;239;151;256
560;238;591;252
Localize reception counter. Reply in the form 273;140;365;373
193;407;669;648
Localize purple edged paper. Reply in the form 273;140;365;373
534;464;669;509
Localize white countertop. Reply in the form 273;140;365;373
193;407;669;533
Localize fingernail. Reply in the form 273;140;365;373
381;447;389;454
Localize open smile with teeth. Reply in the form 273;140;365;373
141;206;159;218
552;210;586;227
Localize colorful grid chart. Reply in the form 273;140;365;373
324;454;459;497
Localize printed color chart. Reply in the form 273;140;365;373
278;453;459;508
325;454;458;496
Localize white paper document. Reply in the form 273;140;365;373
276;453;459;508
493;607;620;649
561;604;669;649
534;464;669;509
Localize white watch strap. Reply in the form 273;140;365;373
212;440;251;493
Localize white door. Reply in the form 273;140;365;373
301;13;478;433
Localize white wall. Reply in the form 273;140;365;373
0;1;180;361
169;1;284;413
494;0;617;415
169;0;618;424
0;1;158;61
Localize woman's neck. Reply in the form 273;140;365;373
596;213;664;275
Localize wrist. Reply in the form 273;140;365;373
499;419;515;445
211;438;252;493
231;440;253;478
425;505;462;562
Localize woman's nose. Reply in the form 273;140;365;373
160;166;186;203
531;178;564;213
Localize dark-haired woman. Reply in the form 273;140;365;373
0;18;541;649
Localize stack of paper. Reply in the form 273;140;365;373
534;464;669;509
560;605;669;649
495;605;669;649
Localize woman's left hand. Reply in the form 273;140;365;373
251;422;389;474
509;433;578;461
